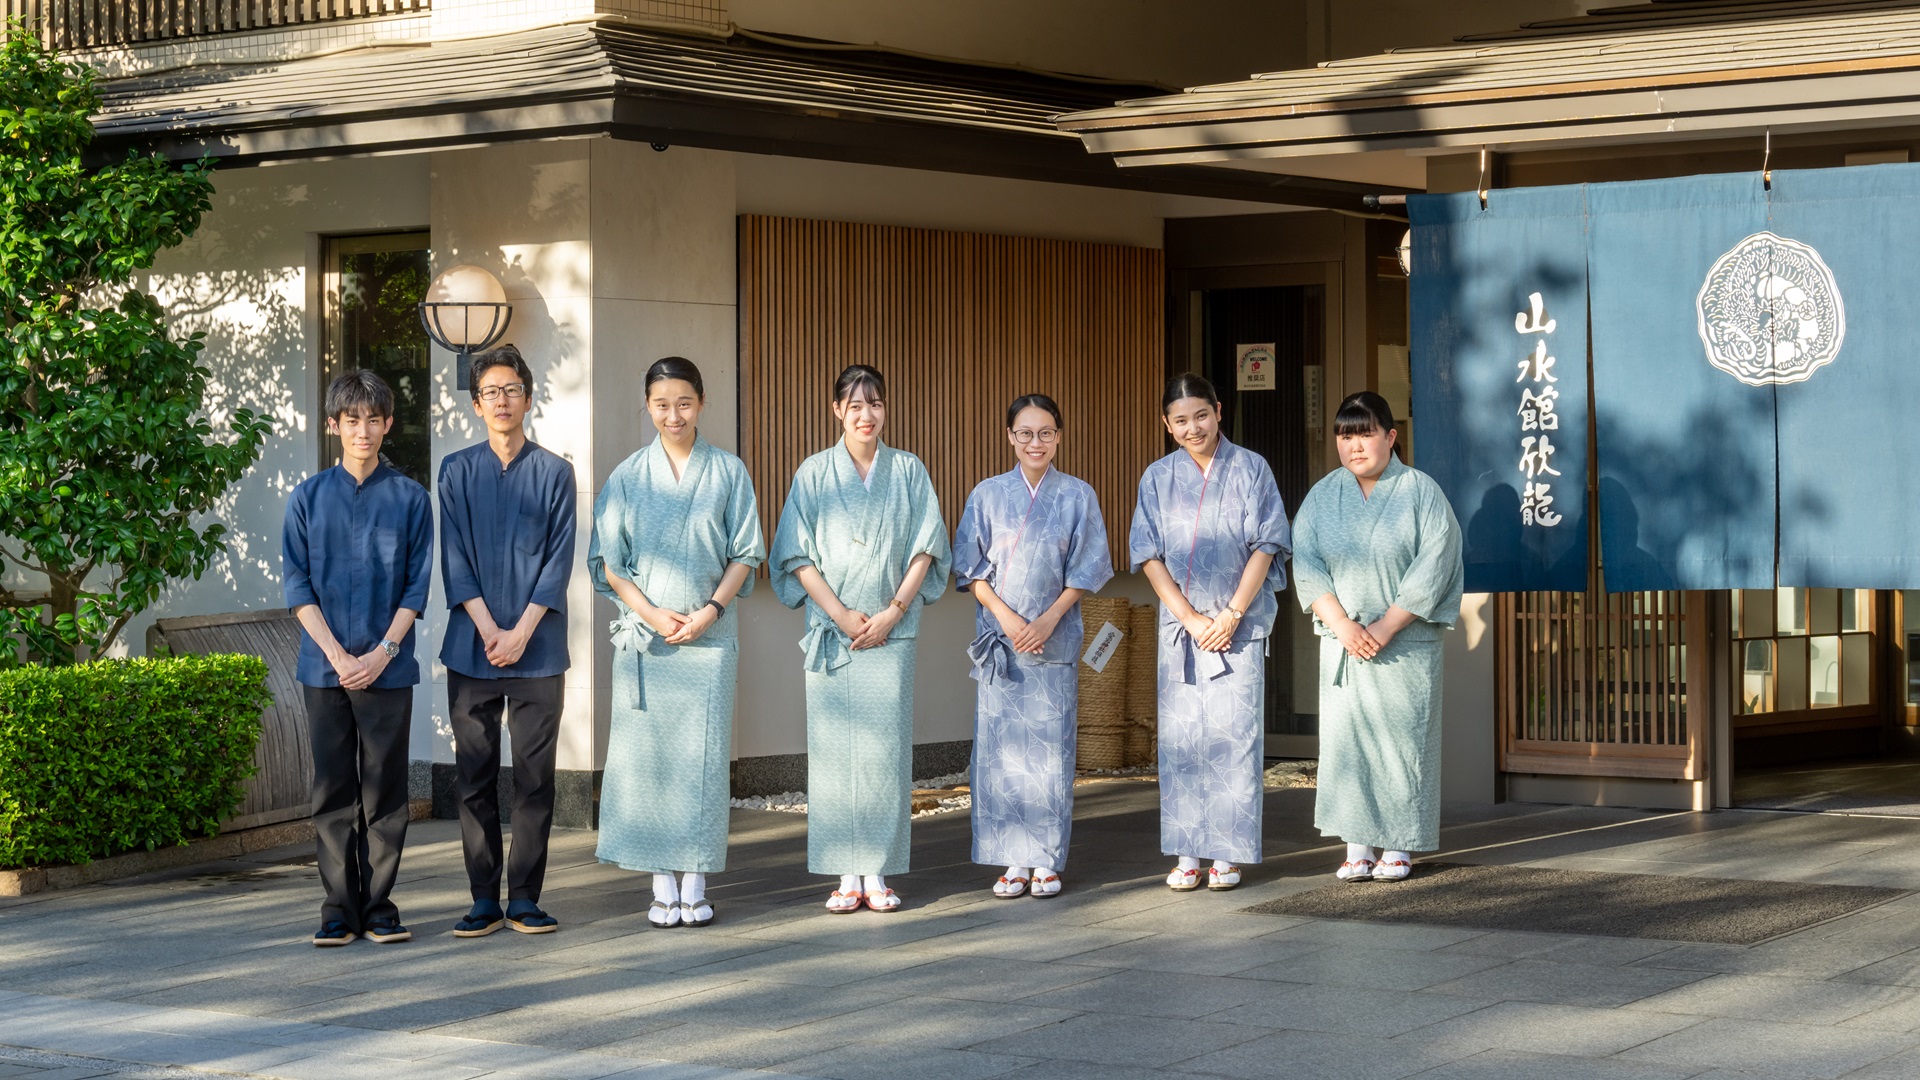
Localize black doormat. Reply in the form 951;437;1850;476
1242;863;1909;945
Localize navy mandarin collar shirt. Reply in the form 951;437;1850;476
282;462;434;689
437;439;577;679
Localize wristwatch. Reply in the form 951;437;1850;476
379;639;400;659
889;598;910;613
1224;605;1246;620
704;599;727;618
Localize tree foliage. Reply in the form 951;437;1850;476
0;22;270;665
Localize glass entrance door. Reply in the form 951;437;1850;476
1199;285;1326;753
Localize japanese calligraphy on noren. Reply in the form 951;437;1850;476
1514;292;1562;527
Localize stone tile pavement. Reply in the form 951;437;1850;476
9;780;1920;1079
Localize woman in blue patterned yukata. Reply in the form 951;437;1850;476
953;394;1114;899
588;357;765;928
771;364;952;914
1293;391;1461;883
1130;374;1291;893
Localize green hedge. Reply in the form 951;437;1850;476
0;655;269;870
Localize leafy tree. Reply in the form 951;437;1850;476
0;22;270;665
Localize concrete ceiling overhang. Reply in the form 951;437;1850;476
86;21;1409;210
1055;1;1920;168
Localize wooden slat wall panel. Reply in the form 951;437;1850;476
739;215;1163;573
5;0;426;49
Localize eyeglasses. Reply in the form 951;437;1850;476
1011;428;1059;445
476;385;529;403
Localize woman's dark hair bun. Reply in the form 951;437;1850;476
645;356;704;399
1161;373;1219;414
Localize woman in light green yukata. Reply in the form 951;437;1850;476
1292;391;1462;883
771;364;952;914
589;357;765;928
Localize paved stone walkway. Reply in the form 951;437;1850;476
8;781;1920;1079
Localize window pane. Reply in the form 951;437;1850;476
328;238;432;489
1777;636;1808;711
1809;588;1839;636
1777;588;1807;637
1842;590;1869;633
1740;589;1775;638
1808;635;1841;708
1843;633;1872;708
1739;639;1774;714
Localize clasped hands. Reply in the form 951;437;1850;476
993;608;1062;654
639;602;720;646
1179;608;1242;652
1332;615;1397;661
833;603;904;650
328;645;391;690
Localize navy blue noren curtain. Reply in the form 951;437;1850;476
1410;186;1589;593
1587;173;1775;593
1769;165;1920;587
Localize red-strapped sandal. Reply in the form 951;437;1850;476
864;887;902;913
1166;866;1201;892
1373;858;1413;882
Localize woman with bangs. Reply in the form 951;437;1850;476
1293;391;1462;883
771;364;951;914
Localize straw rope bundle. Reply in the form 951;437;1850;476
1075;596;1133;770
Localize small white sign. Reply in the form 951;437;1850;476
1082;621;1124;673
1236;343;1277;391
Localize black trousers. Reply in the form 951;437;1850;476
449;670;564;903
304;684;412;931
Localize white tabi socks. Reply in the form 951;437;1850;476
680;872;707;907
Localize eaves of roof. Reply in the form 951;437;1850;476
1056;0;1920;164
88;22;1406;210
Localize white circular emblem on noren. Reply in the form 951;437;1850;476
1696;231;1844;386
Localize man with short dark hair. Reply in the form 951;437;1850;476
439;344;577;938
283;370;433;947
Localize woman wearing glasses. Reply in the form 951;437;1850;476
588;357;765;927
953;395;1113;899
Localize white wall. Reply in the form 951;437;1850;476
1441;594;1497;802
133;155;431;661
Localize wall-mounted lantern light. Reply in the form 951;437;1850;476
419;264;512;391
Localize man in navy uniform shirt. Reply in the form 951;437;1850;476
283;370;433;947
439;345;577;938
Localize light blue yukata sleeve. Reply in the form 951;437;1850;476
1127;465;1165;574
723;455;767;598
951;485;992;588
1065;486;1114;593
1244;456;1293;594
1291;486;1335;612
1391;478;1465;628
900;456;953;607
769;463;819;610
585;470;627;604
